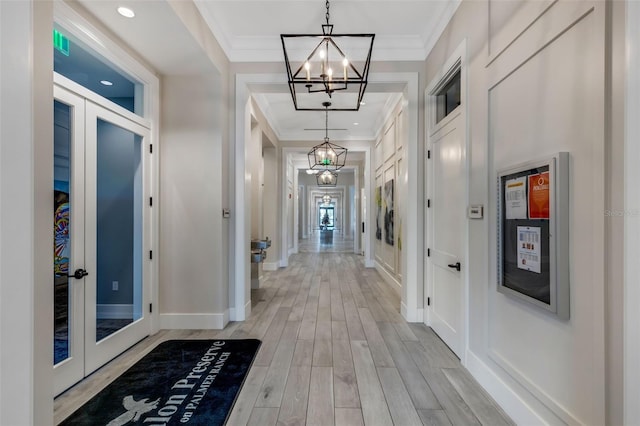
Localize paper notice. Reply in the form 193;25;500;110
528;171;550;219
517;226;541;273
505;176;527;219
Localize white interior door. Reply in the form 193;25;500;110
427;115;466;358
53;87;151;394
53;86;86;394
84;101;151;374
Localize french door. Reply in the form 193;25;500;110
53;85;151;395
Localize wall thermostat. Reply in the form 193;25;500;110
468;205;483;219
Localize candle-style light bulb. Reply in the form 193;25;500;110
304;61;311;80
342;57;348;80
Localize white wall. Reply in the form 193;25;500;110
374;100;406;294
624;3;640;424
159;74;228;329
287;157;295;253
0;1;53;424
424;0;614;423
247;99;281;270
250;123;261;239
164;0;234;322
262;145;279;269
607;2;625;423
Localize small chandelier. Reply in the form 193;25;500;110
317;170;338;187
308;102;347;171
281;0;375;111
322;194;332;205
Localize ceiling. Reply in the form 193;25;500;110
194;0;461;63
76;0;460;144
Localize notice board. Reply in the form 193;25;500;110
497;153;570;319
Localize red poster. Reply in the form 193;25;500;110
528;171;550;219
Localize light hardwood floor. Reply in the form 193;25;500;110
298;231;355;253
54;250;514;426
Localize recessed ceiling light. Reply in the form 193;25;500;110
353;122;359;126
100;80;113;86
117;6;135;18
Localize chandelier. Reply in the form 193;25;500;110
317;170;338;186
280;0;375;111
322;194;332;204
308;101;347;171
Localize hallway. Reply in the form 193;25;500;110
298;232;356;253
55;252;513;425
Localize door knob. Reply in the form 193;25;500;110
447;262;461;272
68;268;89;279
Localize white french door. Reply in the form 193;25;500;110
53;85;152;395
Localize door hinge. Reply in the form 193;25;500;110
149;250;153;260
427;199;431;208
427;150;431;159
427;297;431;306
149;303;153;313
427;248;431;257
149;197;153;207
149;144;153;154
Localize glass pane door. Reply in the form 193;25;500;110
94;118;142;341
53;86;86;396
53;90;151;393
54;100;71;364
84;101;150;375
319;206;335;229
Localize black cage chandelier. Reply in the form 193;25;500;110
308;101;347;174
281;0;374;111
317;170;338;187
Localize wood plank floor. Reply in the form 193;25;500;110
54;251;514;426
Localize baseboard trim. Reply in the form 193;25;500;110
488;349;582;424
375;261;401;296
401;302;424;323
97;304;133;320
466;350;548;425
159;311;229;330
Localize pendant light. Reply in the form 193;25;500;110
281;0;374;111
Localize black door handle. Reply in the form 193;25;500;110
68;268;89;279
447;262;461;272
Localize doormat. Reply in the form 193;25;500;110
60;339;261;426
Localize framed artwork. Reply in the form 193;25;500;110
375;186;382;240
384;179;394;246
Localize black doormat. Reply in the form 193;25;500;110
61;339;261;426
